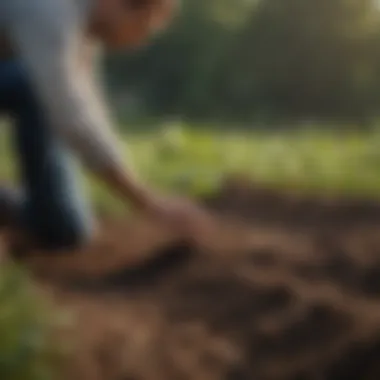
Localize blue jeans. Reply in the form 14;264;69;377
0;60;93;250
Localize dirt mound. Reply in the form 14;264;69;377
8;181;380;380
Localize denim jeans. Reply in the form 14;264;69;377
0;59;93;249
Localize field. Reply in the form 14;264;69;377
3;124;380;380
98;125;380;205
3;124;380;211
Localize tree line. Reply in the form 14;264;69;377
104;0;380;124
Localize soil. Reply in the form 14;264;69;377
6;178;380;380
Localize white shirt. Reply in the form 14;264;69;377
0;0;125;171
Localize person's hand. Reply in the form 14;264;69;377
98;167;214;242
142;193;213;241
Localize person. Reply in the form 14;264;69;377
0;0;207;251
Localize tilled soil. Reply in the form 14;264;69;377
7;180;380;380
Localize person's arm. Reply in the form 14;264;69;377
5;0;153;209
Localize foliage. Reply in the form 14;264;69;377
104;0;380;123
231;0;380;119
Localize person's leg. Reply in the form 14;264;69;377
0;60;94;250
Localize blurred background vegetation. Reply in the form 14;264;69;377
105;0;380;126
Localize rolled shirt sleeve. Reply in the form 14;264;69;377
3;0;126;172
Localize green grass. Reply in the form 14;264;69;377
130;126;380;195
116;124;380;201
1;122;380;214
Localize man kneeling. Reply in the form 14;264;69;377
0;0;204;252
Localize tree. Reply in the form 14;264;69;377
230;0;380;120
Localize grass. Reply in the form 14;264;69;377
104;123;380;210
129;125;380;196
1;122;380;214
